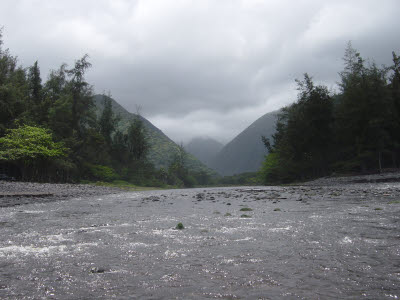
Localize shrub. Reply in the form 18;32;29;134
87;164;118;182
240;207;253;211
176;222;184;230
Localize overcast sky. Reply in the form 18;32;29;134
1;0;399;144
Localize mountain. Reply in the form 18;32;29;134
211;110;278;176
185;137;224;168
93;95;214;174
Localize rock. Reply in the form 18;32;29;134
90;267;106;273
196;193;205;200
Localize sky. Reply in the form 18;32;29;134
1;0;400;144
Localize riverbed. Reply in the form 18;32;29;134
0;182;399;299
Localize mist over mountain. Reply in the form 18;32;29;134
211;111;278;176
185;137;224;168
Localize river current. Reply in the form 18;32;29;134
0;184;399;299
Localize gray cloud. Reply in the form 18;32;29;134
1;0;400;143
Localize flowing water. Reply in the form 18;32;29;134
0;184;399;299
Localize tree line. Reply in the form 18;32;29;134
0;30;204;187
260;43;400;183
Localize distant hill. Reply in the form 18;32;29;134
185;137;224;168
93;95;214;174
211;110;278;176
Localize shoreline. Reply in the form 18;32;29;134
302;170;400;186
1;171;400;208
0;181;127;208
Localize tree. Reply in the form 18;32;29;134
127;116;149;161
99;94;119;146
167;144;196;187
44;64;68;104
388;52;400;167
66;54;94;136
27;61;45;123
0;29;28;134
0;125;66;180
335;44;394;171
28;61;42;104
260;74;333;182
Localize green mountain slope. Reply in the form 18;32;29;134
93;95;213;174
211;110;278;176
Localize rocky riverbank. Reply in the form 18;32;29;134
303;170;400;186
1;171;400;208
0;181;124;207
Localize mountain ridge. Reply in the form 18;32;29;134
210;110;278;176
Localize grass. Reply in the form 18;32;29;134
240;214;251;218
239;207;253;212
273;208;281;211
86;180;166;191
374;207;383;211
224;213;232;217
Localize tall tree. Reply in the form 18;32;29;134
126;116;149;161
27;61;45;123
388;52;400;167
66;54;94;136
28;61;42;105
335;44;393;171
99;94;119;146
0;28;28;134
260;74;333;182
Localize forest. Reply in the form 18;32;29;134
0;30;205;187
260;43;400;184
2;29;399;187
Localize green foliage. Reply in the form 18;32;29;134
90;180;161;191
0;31;28;135
166;144;199;187
99;94;119;146
259;152;281;184
92;95;216;180
86;164;118;182
261;45;400;184
335;44;395;172
240;207;252;211
0;33;164;186
0;125;66;162
127;117;149;161
0;125;68;181
217;172;261;186
176;222;184;230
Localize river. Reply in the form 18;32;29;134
0;184;399;299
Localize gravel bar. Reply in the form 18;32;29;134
0;181;125;207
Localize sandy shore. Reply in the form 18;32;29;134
0;181;125;207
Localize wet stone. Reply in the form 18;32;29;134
90;267;106;274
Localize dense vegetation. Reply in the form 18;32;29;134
92;95;215;177
260;43;400;184
0;31;212;187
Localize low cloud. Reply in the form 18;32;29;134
1;0;399;143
